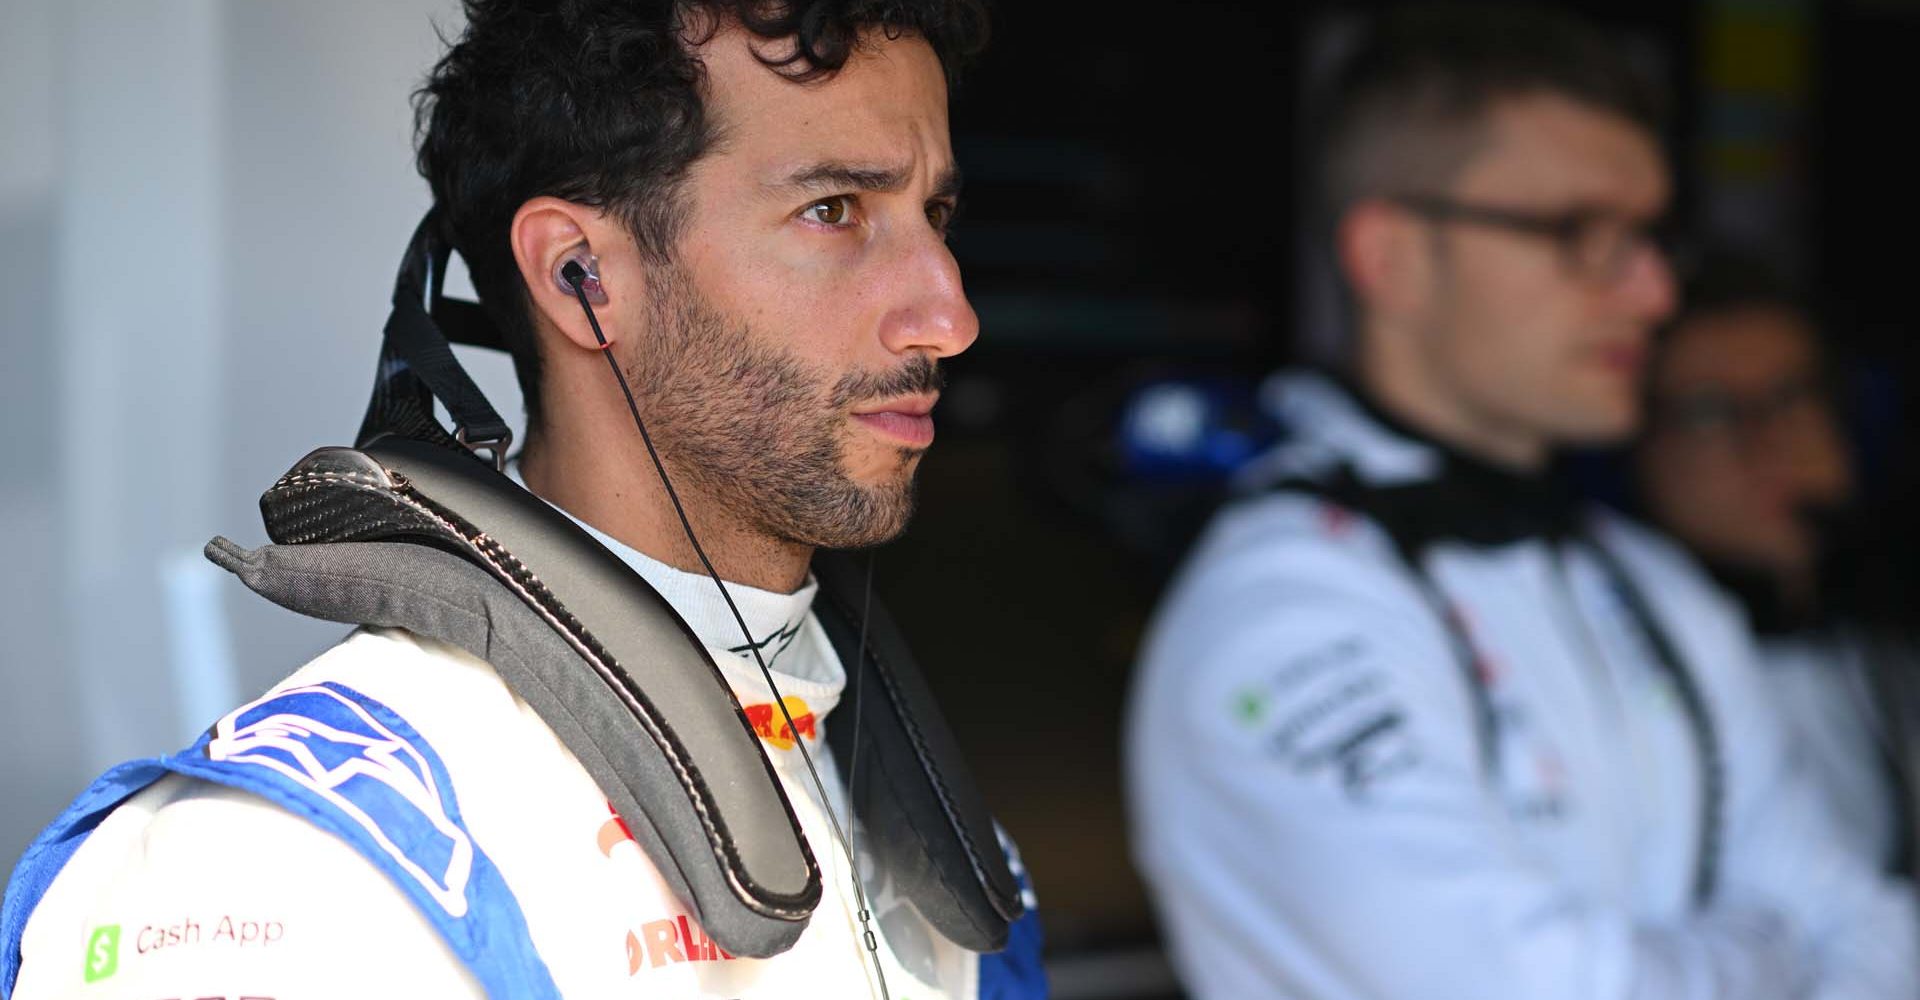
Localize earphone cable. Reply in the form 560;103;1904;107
564;265;891;1000
846;552;879;962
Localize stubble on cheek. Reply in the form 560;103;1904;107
616;272;927;549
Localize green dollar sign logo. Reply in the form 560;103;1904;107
82;924;120;983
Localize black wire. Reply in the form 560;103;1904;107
566;270;891;998
846;554;879;954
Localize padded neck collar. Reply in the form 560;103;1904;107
211;436;1021;958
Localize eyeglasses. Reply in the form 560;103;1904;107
1649;374;1831;442
1393;194;1676;285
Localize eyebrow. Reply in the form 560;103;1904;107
773;161;964;201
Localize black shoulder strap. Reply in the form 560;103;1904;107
356;211;513;467
1582;539;1723;904
1267;469;1501;778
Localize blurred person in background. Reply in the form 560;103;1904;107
1126;4;1919;998
1637;256;1920;878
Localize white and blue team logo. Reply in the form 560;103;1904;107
207;683;476;916
4;681;559;998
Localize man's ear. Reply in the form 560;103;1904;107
1336;198;1434;324
510;196;640;353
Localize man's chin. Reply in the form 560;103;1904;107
801;508;915;550
780;473;919;551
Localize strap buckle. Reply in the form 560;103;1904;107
455;425;513;473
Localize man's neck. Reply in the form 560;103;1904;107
1358;331;1548;474
518;428;815;595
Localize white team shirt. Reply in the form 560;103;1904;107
1127;371;1919;1000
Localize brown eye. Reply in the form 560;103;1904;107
804;196;854;226
926;201;954;232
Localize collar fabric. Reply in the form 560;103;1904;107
503;462;845;728
1245;369;1586;547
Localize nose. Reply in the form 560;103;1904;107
877;232;979;360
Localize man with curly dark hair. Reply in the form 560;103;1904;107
0;3;1047;998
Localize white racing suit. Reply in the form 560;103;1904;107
1126;371;1918;1000
1;510;1045;999
1758;632;1904;874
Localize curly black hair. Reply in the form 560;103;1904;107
414;0;990;431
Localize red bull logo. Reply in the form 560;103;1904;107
743;696;816;751
597;801;636;857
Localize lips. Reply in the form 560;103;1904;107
851;394;937;448
1592;339;1649;376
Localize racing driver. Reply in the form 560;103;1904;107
1;2;1045;998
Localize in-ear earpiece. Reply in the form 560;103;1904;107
555;251;607;305
559;251;615;350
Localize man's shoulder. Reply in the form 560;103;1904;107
1134;489;1471;757
14;626;517;909
237;624;556;771
8;626;605;998
1128;490;1485;826
21;625;547;917
26;769;440;911
12;769;486;997
1166;487;1428;620
283;625;510;701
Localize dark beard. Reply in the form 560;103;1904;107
621;265;943;550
